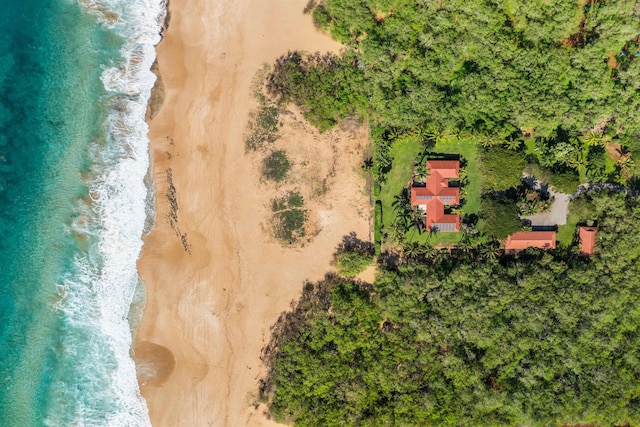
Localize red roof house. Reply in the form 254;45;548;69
410;160;460;232
505;231;556;253
578;226;598;255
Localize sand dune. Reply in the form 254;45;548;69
135;1;371;425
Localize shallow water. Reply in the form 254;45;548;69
0;0;163;425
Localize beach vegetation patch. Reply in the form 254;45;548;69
267;50;367;132
245;92;281;151
246;65;281;151
262;150;291;182
270;191;307;244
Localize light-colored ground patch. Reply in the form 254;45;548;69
135;2;373;426
521;174;571;226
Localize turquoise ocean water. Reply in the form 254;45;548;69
0;0;163;425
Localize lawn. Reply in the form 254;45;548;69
377;134;481;248
377;134;422;238
557;201;582;248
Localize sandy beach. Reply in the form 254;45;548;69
134;1;371;425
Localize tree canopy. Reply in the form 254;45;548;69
478;194;523;238
481;147;527;191
275;1;640;141
262;192;640;426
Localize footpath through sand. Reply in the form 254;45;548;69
134;1;372;426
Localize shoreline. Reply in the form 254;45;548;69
134;1;371;425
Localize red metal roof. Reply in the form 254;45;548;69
411;160;460;232
426;160;459;178
578;226;598;255
505;231;557;252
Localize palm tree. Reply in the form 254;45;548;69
478;133;500;148
478;241;500;261
402;241;428;263
503;139;523;151
457;239;474;256
425;125;443;144
387;127;403;141
618;154;635;170
408;208;426;236
389;220;408;244
422;245;438;263
412;125;430;143
581;131;603;147
414;161;429;182
554;140;584;170
391;192;410;214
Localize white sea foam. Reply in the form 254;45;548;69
46;0;165;425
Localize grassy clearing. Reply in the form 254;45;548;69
557;203;583;247
376;135;481;247
377;135;422;238
525;138;540;162
557;222;577;247
411;227;463;246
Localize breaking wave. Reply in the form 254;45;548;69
43;0;165;425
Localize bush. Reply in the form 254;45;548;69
335;251;373;277
334;232;375;277
262;150;291;182
312;5;332;30
267;51;364;132
245;93;280;151
481;147;527;191
272;209;307;244
271;191;304;211
478;196;523;239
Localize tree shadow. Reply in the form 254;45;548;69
338;231;374;255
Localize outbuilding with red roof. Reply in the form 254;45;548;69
505;231;556;254
578;226;598;255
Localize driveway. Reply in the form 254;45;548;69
520;174;571;226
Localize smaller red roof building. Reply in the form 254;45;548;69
410;160;460;232
505;231;556;253
578;226;598;255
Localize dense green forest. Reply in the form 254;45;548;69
260;1;640;424
273;0;640;137
261;192;640;426
268;0;640;185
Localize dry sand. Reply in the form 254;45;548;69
135;1;372;426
